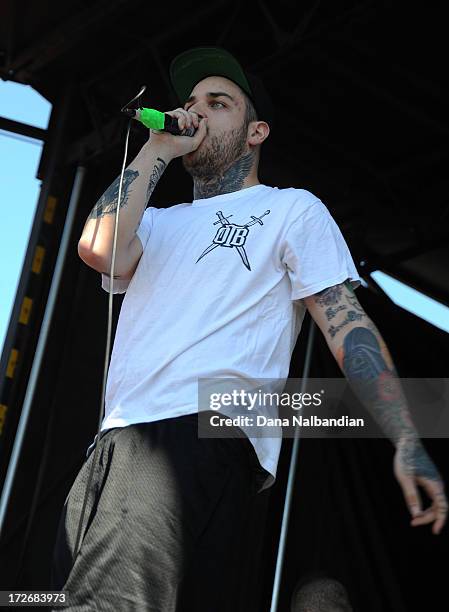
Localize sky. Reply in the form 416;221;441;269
0;81;51;357
0;81;447;359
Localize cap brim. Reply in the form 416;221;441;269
169;47;253;104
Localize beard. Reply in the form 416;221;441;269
182;122;248;180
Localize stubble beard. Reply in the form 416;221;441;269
182;123;248;181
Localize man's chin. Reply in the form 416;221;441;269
182;147;204;171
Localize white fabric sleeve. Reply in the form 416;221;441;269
281;199;362;300
101;206;155;294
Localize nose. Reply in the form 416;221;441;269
187;101;207;119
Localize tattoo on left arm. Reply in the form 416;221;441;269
342;325;418;444
310;280;418;446
328;310;364;338
315;284;344;306
308;281;446;518
325;305;347;320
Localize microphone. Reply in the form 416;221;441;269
122;107;196;137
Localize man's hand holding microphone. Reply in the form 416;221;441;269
145;107;208;161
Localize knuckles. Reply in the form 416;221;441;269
169;108;200;120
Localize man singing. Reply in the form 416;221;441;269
51;47;447;611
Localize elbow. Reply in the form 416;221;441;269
78;239;95;264
77;240;105;272
77;240;132;278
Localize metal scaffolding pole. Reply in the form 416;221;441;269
0;164;87;538
270;318;316;612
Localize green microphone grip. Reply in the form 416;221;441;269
123;107;195;136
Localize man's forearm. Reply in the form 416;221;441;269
336;313;445;504
313;282;418;446
329;312;418;446
78;140;170;262
307;280;447;531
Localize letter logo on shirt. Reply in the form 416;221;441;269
196;210;270;271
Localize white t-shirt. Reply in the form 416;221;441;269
94;184;362;490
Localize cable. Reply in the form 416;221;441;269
71;86;146;564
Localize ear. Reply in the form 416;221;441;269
247;120;270;146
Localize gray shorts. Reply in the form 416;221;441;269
51;412;262;611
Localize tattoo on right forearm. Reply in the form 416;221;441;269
89;169;139;219
146;157;167;204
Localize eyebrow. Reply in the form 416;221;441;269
184;91;236;105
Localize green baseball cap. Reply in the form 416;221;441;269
169;46;275;126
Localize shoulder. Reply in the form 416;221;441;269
269;185;321;206
274;186;319;202
267;186;329;224
145;202;190;219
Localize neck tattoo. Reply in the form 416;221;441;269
193;151;255;200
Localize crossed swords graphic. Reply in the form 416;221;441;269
196;209;270;271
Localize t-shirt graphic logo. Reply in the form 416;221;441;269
196;209;270;271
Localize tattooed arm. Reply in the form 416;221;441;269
303;280;448;535
78;106;208;278
78;141;168;278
